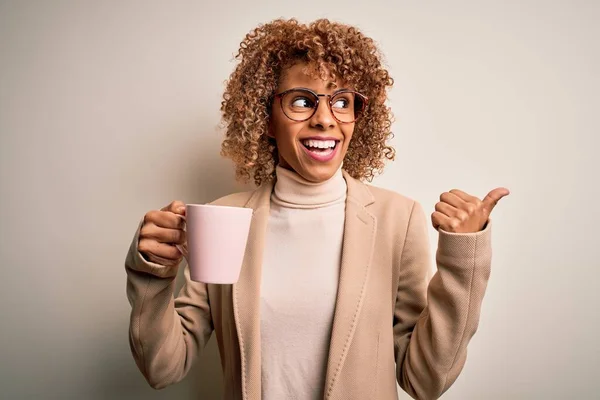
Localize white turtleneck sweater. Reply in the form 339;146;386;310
260;165;347;400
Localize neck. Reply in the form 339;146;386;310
272;166;346;209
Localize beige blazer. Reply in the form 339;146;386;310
125;171;492;400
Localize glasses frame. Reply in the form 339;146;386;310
273;87;368;124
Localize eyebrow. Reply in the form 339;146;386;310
327;82;338;89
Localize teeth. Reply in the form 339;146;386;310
301;139;336;149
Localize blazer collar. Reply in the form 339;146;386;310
324;171;377;398
342;169;375;207
232;179;273;400
232;170;377;400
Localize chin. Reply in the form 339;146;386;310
279;148;345;183
297;162;341;183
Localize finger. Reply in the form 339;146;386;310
482;187;510;211
161;200;187;216
431;211;451;231
143;251;181;268
432;211;462;232
440;191;465;208
449;189;478;203
175;242;188;259
140;223;186;245
144;210;186;229
434;201;467;220
138;238;183;260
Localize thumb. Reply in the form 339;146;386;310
482;187;510;213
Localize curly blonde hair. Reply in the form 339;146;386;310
220;18;395;186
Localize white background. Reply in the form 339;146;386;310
1;0;598;398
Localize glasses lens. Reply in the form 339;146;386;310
281;89;318;121
331;92;365;123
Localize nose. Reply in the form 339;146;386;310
310;98;336;129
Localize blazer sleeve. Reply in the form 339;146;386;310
125;218;214;389
394;201;492;400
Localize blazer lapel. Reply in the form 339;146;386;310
324;171;377;399
232;181;273;400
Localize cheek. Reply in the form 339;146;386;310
271;116;302;145
342;125;355;146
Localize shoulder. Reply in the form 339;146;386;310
208;190;256;207
207;180;274;209
362;183;430;243
344;171;423;219
364;183;422;218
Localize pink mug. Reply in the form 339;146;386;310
178;204;253;284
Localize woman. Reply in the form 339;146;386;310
125;18;508;400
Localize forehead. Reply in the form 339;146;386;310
278;62;344;92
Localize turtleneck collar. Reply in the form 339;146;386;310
271;165;347;209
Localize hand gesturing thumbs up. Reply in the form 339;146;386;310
432;187;509;233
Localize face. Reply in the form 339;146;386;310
268;62;356;183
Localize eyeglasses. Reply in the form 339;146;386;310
273;87;368;124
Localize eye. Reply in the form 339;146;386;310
331;93;353;110
291;97;314;109
332;98;349;109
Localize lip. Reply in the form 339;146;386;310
300;136;341;141
299;138;341;163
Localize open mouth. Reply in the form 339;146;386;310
301;139;338;154
299;138;341;162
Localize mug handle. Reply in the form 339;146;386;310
175;213;188;260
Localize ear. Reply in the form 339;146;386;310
266;121;276;138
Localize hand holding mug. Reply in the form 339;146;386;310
138;200;187;268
